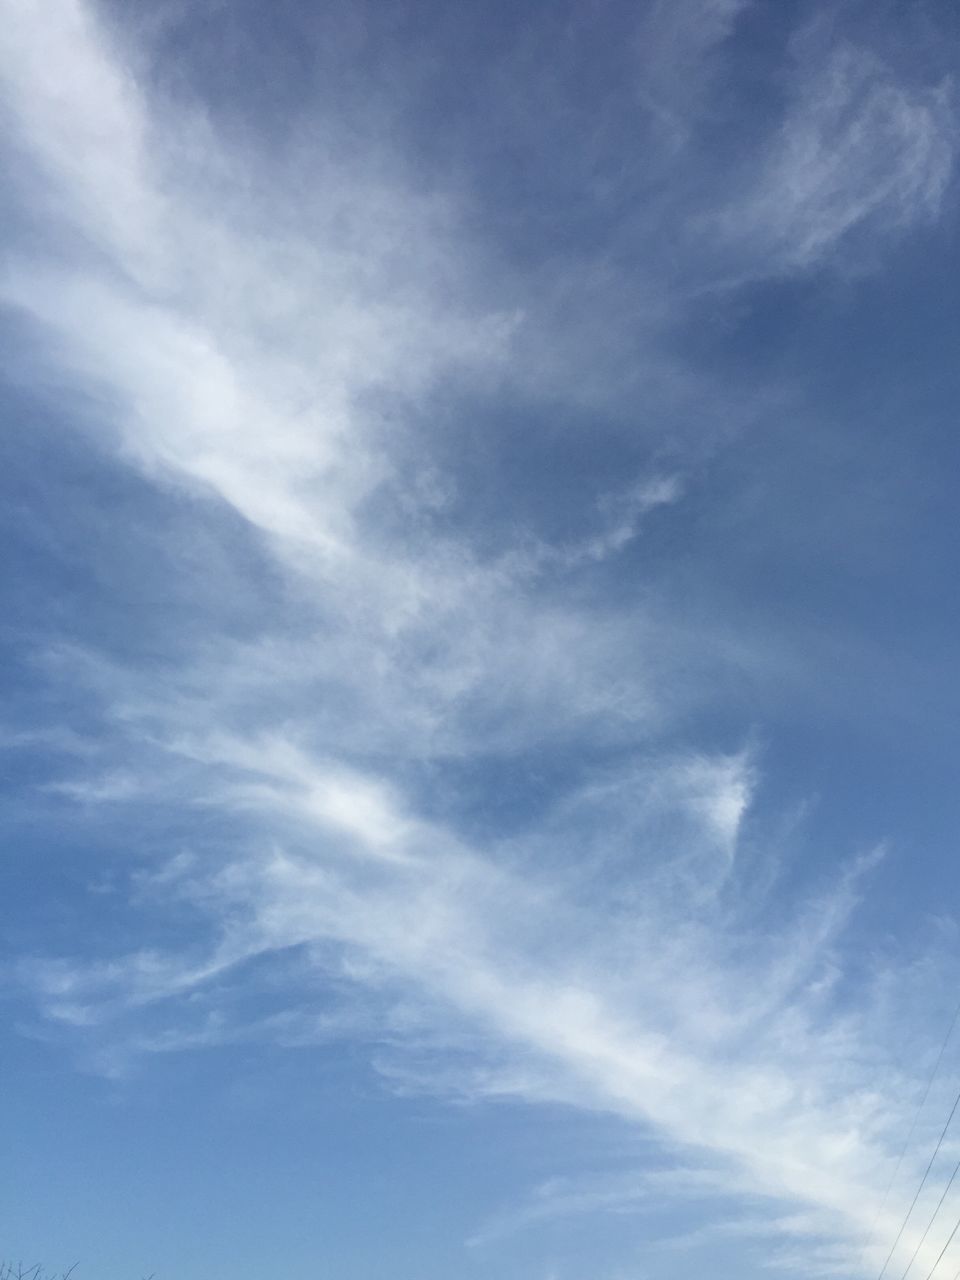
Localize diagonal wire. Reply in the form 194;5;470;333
876;1085;960;1280
863;1000;960;1269
900;1155;960;1279
870;1003;960;1264
921;1205;960;1280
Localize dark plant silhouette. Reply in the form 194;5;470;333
0;1266;152;1280
0;1268;79;1280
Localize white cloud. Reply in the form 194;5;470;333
467;1165;737;1247
18;727;960;1275
636;0;749;141
716;37;954;273
0;0;158;269
669;751;754;856
2;3;958;1278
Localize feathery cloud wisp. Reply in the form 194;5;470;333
2;2;958;1277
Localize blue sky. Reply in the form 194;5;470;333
3;1;960;1277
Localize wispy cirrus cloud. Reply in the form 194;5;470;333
2;1;959;1277
714;31;953;275
16;727;960;1275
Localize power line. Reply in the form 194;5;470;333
900;1155;960;1279
920;1206;960;1280
863;1001;960;1268
876;1086;960;1280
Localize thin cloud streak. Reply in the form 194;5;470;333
713;33;953;275
1;2;958;1277
18;729;960;1275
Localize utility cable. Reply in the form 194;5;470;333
876;1086;960;1280
921;1206;960;1280
900;1155;960;1279
864;999;960;1271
